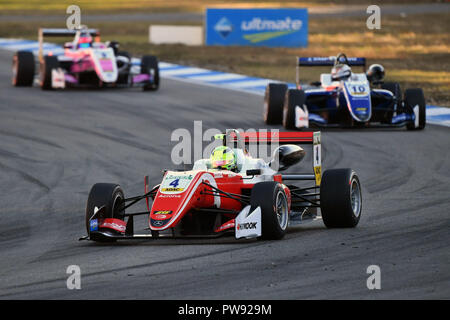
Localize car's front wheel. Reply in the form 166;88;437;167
86;183;125;242
250;181;289;240
141;55;159;91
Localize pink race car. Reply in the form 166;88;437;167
12;26;159;91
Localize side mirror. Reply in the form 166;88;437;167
270;145;305;171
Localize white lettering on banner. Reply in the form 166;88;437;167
241;17;303;31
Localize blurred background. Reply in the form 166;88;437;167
1;0;448;106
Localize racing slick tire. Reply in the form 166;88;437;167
250;181;289;240
320;169;362;228
264;83;288;125
12;51;35;87
405;88;426;130
141;55;159;91
283;89;306;130
40;55;59;90
85;183;125;242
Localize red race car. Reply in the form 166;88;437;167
81;130;362;242
12;26;159;91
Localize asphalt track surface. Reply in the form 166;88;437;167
0;49;449;299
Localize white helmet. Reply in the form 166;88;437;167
331;64;352;81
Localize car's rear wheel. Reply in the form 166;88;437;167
86;183;125;242
320;169;362;228
264;83;287;125
250;181;289;240
405;88;426;130
12;51;35;86
40;55;59;90
283;89;306;130
141;55;159;91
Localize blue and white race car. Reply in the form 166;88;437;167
264;53;426;130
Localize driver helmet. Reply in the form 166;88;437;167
331;63;352;81
366;64;385;83
210;146;237;171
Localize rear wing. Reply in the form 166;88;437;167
298;57;366;67
226;131;322;186
235;131;316;144
38;27;100;61
296;56;366;87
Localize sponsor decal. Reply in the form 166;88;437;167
160;172;195;194
152;220;164;227
153;210;172;215
313;132;322;186
161;187;184;192
158;194;181;198
214;17;233;38
347;83;370;97
166;174;194;180
235;206;262;239
89;219;98;231
241;17;302;43
206;8;308;47
241;17;303;32
150;217;172;228
100;220;126;233
215;220;235;233
237;222;257;230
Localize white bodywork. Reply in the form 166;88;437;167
235;206;262;239
89;48;118;83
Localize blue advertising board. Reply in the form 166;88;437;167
205;8;308;47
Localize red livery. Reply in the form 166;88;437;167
82;130;362;242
